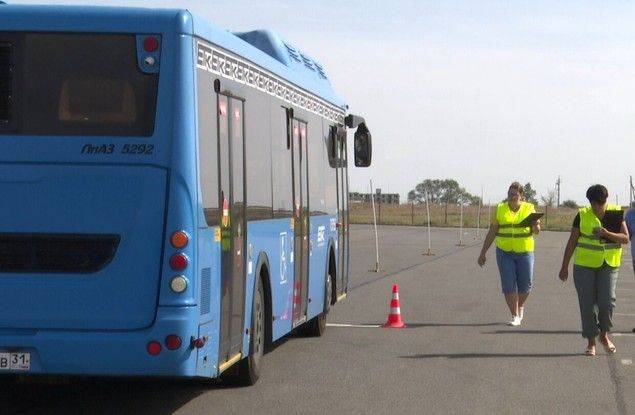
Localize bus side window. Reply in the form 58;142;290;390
272;107;293;218
327;125;338;168
198;78;220;227
337;128;347;167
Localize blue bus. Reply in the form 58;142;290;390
0;5;371;384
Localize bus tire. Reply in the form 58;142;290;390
235;276;265;385
303;264;332;337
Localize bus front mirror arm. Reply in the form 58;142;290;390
345;114;365;129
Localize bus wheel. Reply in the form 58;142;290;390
236;276;265;385
303;269;331;337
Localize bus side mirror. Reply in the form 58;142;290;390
354;123;372;167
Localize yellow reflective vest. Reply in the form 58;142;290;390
574;205;623;268
495;201;535;253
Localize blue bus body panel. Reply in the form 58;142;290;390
0;307;199;376
242;216;337;345
158;32;199;309
194;232;221;377
0;6;193;35
0;164;167;330
244;219;294;342
306;215;334;319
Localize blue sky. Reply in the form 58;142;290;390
11;0;635;204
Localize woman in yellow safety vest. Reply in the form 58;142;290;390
478;182;541;326
559;184;629;356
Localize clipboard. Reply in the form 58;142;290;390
516;212;544;227
602;210;624;233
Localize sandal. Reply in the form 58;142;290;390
601;339;617;354
585;345;596;356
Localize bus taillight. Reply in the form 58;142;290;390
147;341;162;356
170;275;188;293
169;253;188;271
170;231;189;248
165;335;182;350
143;36;159;52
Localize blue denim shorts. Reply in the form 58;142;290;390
495;248;534;294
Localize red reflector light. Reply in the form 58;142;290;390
143;36;159;52
191;336;207;349
170;253;188;271
170;253;187;271
165;335;182;350
147;341;162;356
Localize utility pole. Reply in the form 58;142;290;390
630;175;634;207
556;175;561;207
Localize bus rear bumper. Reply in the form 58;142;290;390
0;306;211;378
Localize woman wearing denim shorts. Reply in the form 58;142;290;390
559;185;629;356
478;182;541;326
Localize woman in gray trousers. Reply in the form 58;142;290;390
559;185;629;356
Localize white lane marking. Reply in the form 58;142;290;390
621;359;633;366
617;288;635;291
614;313;635;316
613;333;635;337
326;323;381;328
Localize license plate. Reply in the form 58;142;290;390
0;352;30;371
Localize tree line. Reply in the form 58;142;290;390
408;179;580;208
407;179;482;205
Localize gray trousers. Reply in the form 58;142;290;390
573;263;618;339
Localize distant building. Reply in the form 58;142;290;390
349;191;400;204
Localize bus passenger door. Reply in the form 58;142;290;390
218;94;246;369
335;128;349;298
291;118;310;326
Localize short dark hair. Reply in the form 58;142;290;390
586;184;608;204
508;182;524;195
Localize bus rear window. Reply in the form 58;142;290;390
0;33;158;136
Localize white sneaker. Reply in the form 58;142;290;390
518;307;524;322
507;316;521;326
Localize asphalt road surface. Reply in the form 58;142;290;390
4;225;635;414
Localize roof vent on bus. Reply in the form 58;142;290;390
313;63;328;80
233;30;331;83
234;30;290;66
299;53;315;71
284;43;302;64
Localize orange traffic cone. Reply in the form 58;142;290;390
383;284;406;328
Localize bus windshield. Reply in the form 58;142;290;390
0;33;158;136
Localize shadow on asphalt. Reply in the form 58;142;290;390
482;329;582;335
3;377;209;415
362;322;505;328
399;352;583;359
1;375;250;415
2;330;316;414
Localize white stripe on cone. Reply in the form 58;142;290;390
390;307;401;314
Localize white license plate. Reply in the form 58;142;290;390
0;352;30;371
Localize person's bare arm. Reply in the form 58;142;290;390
478;221;499;267
594;221;630;244
532;219;541;235
559;228;580;281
